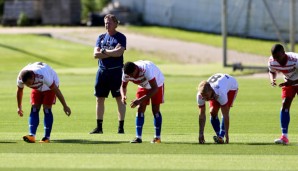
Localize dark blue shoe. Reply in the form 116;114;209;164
130;138;142;143
213;136;224;144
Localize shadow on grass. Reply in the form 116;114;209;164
242;142;275;146
52;139;128;144
0;43;72;67
0;141;17;144
163;141;202;145
164;141;276;146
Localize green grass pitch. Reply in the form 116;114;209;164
0;34;298;171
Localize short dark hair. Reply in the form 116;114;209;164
123;62;136;75
271;44;284;55
20;70;33;83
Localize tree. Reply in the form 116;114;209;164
81;0;110;23
17;12;29;26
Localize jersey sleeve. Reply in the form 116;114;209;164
268;56;276;72
197;92;205;107
118;33;127;49
16;74;24;88
122;73;129;83
16;67;26;88
95;34;105;47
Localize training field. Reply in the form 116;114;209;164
1;34;298;171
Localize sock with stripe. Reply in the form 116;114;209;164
44;108;53;138
153;112;162;138
29;106;40;136
219;117;225;138
280;109;290;137
136;112;144;138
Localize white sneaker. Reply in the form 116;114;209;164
274;135;289;145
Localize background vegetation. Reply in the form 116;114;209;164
81;0;111;23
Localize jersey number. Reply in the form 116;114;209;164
208;74;229;83
209;74;222;83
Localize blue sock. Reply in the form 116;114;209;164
29;106;40;136
280;109;290;134
219;117;225;137
153;112;162;138
136;113;144;138
44;108;53;138
210;116;220;136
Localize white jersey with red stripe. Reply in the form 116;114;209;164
268;52;298;81
17;62;59;92
122;60;164;89
197;73;238;106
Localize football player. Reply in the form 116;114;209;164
17;62;71;143
120;60;165;143
197;73;238;144
268;43;298;145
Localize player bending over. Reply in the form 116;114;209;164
16;62;71;143
197;73;238;144
120;60;165;143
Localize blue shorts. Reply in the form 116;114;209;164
94;67;122;98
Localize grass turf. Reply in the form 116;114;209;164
0;33;298;171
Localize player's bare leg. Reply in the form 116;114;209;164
90;97;105;134
116;96;126;133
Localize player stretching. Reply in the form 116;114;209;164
120;61;165;143
16;62;71;143
197;73;238;144
268;43;298;145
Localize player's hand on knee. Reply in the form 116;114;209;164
130;99;140;108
